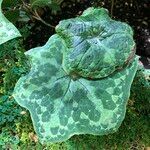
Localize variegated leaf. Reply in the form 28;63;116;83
0;0;21;45
13;34;138;143
13;8;138;143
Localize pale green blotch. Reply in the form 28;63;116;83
0;0;21;45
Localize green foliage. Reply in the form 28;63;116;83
0;95;22;126
131;66;150;110
2;0;22;24
2;0;20;8
66;109;150;150
0;0;21;45
13;8;139;143
0;38;30;94
0;127;20;150
0;30;30;148
2;0;30;25
31;0;64;14
0;1;149;149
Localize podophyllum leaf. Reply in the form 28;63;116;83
0;0;21;45
56;7;135;79
13;33;138;143
13;8;138;143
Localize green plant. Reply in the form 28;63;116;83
0;127;20;150
0;17;31;148
0;0;21;44
13;7;140;143
131;65;150;104
19;0;65;28
31;0;64;14
0;0;149;147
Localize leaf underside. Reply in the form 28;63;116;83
0;0;21;45
13;34;138;143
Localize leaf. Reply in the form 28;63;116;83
31;0;63;12
0;0;21;45
31;0;52;7
4;10;20;24
56;7;135;79
13;35;138;143
2;0;20;8
13;8;138;143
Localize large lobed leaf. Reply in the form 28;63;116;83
13;34;138;143
56;8;135;79
13;8;138;143
0;0;21;45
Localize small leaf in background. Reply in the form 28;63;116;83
2;0;20;8
4;10;20;24
31;0;63;14
18;10;30;22
0;0;21;45
31;0;53;8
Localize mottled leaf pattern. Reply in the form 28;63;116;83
0;0;21;45
13;8;138;143
13;35;138;143
56;8;135;79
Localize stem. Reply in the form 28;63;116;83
111;0;115;17
33;10;55;28
20;0;25;5
21;0;55;28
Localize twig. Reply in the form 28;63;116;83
21;0;55;28
33;10;55;28
111;0;115;17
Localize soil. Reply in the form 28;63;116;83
25;0;150;68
